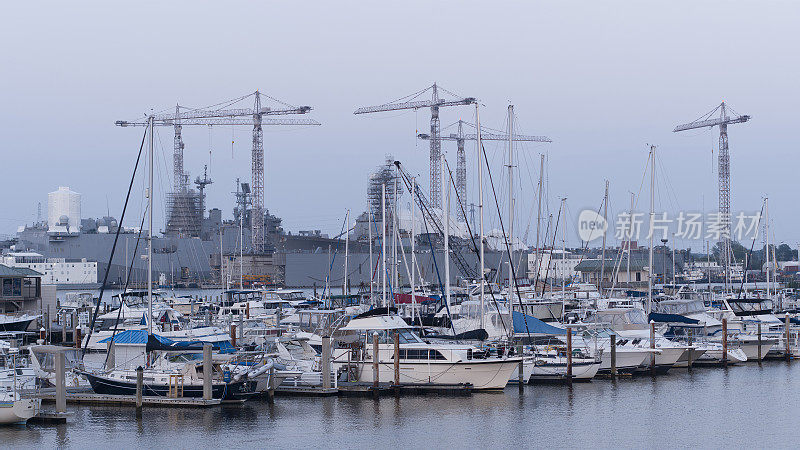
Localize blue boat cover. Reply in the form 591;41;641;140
99;330;235;353
648;313;700;324
512;311;567;335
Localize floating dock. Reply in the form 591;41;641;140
37;391;223;407
275;382;472;397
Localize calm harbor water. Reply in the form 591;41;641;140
2;360;798;448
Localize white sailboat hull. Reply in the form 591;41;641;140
0;398;40;425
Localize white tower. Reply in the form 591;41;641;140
48;186;81;233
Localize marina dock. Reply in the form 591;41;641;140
37;391;224;408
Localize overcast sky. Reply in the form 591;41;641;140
2;1;797;250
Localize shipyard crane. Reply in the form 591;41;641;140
673;102;750;288
354;83;476;209
116;91;320;252
418;120;552;203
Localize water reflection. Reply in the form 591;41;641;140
4;363;800;447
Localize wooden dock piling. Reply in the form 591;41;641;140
203;344;212;400
55;352;66;414
722;318;728;366
393;331;400;386
786;313;792;360
372;332;379;390
135;366;143;415
322;335;332;390
757;322;762;362
610;333;617;380
650;321;656;376
517;343;524;388
566;329;573;385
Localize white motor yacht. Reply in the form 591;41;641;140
332;313;521;390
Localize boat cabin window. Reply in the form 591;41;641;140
396;349;446;360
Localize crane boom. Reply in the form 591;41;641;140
354;98;476;114
143;105;311;122
673;115;750;132
418;132;551;142
116;118;320;127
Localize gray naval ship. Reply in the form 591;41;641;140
15;171;527;289
15;209;522;289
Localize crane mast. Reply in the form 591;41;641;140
418;120;551;207
456;121;467;203
251;93;266;253
116;91;319;252
674;102;750;290
354;83;476;209
430;84;442;209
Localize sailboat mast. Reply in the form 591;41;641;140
344;209;350;295
393;172;399;291
766;197;770;298
239;208;243;289
147;115;154;336
368;197;374;305
476;103;485;330
535;154;544;289
628;192;633;286
507;105;515;339
382;183;387;308
600;180;609;293
411;177;417;324
561;198;567;302
219;224;224;289
442;153;451;315
648;145;655;316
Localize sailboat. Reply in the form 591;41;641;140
80;117;257;401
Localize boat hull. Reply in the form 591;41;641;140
598;349;649;373
0;318;35;332
673;348;708;368
740;340;777;361
82;372;256;400
0;398;40;425
529;359;600;382
352;358;521;390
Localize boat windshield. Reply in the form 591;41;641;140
595;309;647;326
662;300;705;315
729;299;773;315
368;329;423;344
